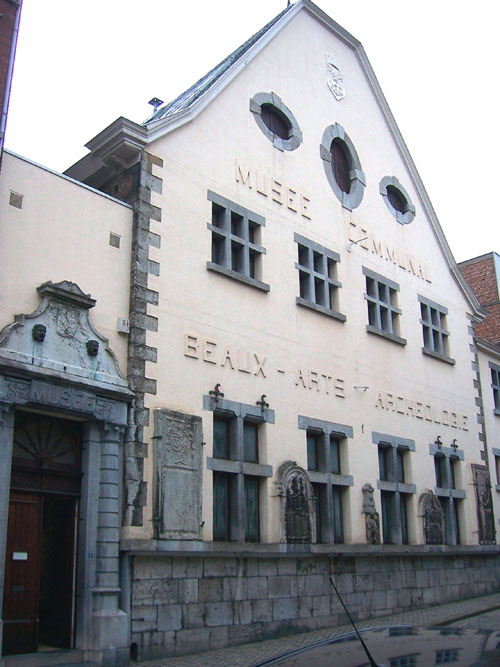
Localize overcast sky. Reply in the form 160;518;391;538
5;0;499;263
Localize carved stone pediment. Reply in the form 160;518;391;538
0;281;128;389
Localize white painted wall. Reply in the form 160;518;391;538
0;151;133;374
133;10;481;544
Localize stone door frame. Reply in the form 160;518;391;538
0;370;132;664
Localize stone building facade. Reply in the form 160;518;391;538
0;152;134;664
459;253;500;551
1;1;499;664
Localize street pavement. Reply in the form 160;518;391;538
138;592;500;666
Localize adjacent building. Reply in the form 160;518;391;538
0;0;22;170
459;253;500;548
1;1;499;664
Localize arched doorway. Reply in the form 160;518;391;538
2;412;82;655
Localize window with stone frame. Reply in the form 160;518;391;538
435;648;460;664
493;449;500;491
300;415;353;544
389;653;418;667
418;295;455;364
363;267;406;345
430;440;465;545
205;395;274;542
207;190;269;292
374;433;416;545
294;233;346;322
319;123;366;211
489;362;500;414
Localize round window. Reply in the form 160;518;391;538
250;92;302;151
380;177;415;224
331;139;351;194
320;123;365;210
260;104;291;140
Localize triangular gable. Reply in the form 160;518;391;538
67;0;485;321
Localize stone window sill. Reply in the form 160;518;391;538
422;347;455;365
207;262;270;292
366;325;406;346
296;297;346;322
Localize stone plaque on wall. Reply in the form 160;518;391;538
420;490;444;545
472;464;496;545
154;409;203;540
275;461;315;544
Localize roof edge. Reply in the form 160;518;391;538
477;338;500;359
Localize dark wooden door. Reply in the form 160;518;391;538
2;493;77;655
38;495;77;648
2;492;43;655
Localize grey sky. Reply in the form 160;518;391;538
6;0;499;263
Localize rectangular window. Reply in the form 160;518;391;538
375;434;416;545
435;455;447;488
419;296;454;363
450;457;458;490
490;363;500;412
432;446;464;546
213;472;231;541
244;476;260;542
207;191;268;291
313;482;326;543
400;493;409;545
363;267;404;344
295;234;344;321
378;446;391;481
301;417;353;544
208;399;274;544
451;498;461;546
307;432;320;471
330;437;341;474
495;455;500;485
243;421;259;463
390;655;418;667
332;485;344;543
435;648;460;664
381;491;395;544
396;448;406;483
213;416;230;459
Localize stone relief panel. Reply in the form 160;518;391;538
420;490;444;545
154;409;203;540
362;483;380;545
275;461;315;544
0;280;127;389
472;464;496;545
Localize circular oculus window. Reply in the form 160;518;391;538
330;138;351;194
379;176;415;224
250;92;302;151
320;123;366;210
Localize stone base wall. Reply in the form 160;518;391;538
129;552;500;660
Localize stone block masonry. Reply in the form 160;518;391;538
128;551;500;660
